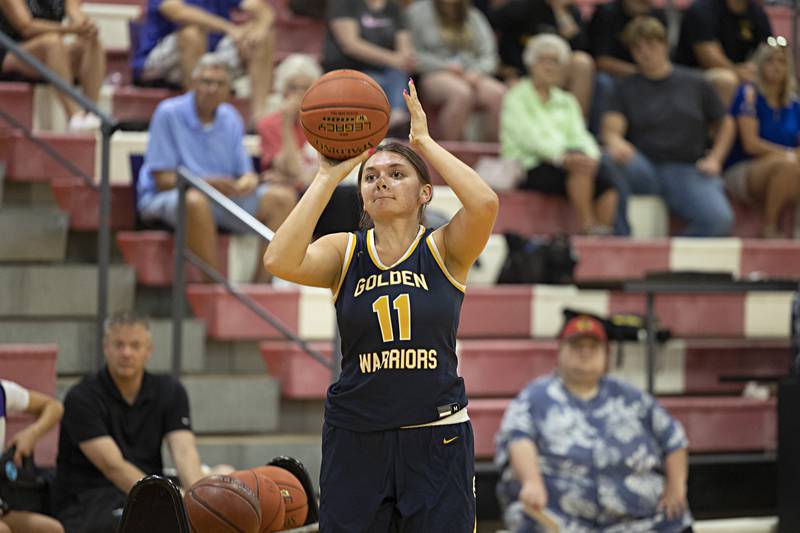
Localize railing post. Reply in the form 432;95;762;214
95;125;112;370
171;175;187;379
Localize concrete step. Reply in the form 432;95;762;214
182;375;280;434
0;264;134;317
1;319;205;374
1;344;59;466
0;207;69;262
183;434;323;491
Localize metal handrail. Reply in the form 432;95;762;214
171;166;337;378
0;30;118;368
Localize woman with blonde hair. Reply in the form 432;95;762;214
724;37;800;238
406;0;506;141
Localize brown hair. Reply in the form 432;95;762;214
622;16;667;49
104;310;150;335
434;0;473;50
357;142;433;230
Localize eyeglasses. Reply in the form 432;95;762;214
767;36;788;48
197;77;229;89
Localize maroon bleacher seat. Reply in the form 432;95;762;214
0;82;34;130
116;231;230;286
469;396;777;459
51;179;136;230
0;130;95;182
1;344;59;467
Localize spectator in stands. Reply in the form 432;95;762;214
488;0;594;118
674;0;772;106
724;39;800;238
495;314;692;533
0;379;64;533
322;0;414;133
588;0;668;78
406;0;506;141
602;16;735;237
131;0;274;124
0;0;105;131
55;311;230;533
257;53;361;236
501;34;625;236
137;54;296;282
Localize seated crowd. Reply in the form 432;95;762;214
0;0;798;252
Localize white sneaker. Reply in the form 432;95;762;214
68;112;101;132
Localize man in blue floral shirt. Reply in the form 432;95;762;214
495;315;693;532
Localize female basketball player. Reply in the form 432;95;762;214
264;78;498;532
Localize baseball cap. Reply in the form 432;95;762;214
560;315;607;343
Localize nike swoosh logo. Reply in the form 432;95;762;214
443;436;460;445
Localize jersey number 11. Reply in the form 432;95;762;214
372;294;411;342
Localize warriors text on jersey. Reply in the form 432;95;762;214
326;225;468;432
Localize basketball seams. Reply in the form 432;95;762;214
187;489;257;533
301;76;389;109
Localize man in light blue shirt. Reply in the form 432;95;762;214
138;54;296;281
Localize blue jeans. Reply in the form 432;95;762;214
608;151;734;237
363;67;408;112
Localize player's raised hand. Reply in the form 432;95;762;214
317;150;372;185
403;78;430;148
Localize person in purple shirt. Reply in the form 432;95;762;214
137;55;296;282
132;0;274;124
724;39;800;238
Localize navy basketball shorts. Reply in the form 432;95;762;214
319;420;476;532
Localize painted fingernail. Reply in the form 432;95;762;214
403;89;409;96
368;147;376;155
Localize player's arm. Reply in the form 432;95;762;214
79;437;148;494
159;0;238;35
165;429;205;490
10;389;63;465
263;152;371;288
403;81;498;280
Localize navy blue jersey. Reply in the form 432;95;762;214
326;226;467;432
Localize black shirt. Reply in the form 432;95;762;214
674;0;772;67
588;0;668;64
55;368;192;508
0;0;65;66
322;0;405;72
489;0;587;76
607;65;725;162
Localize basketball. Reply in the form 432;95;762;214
253;465;309;530
184;475;261;533
231;470;286;533
300;69;391;160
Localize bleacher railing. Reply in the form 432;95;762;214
0;30;117;370
172;166;339;379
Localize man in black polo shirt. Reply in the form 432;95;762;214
674;0;772;105
54;311;207;533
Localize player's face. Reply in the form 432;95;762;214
104;324;153;382
360;151;431;222
558;336;607;385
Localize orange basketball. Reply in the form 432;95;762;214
300;69;391;160
183;475;261;533
252;465;309;530
231;470;286;533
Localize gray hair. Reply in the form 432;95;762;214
523;33;571;69
104;310;150;335
274;54;322;94
192;53;233;81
